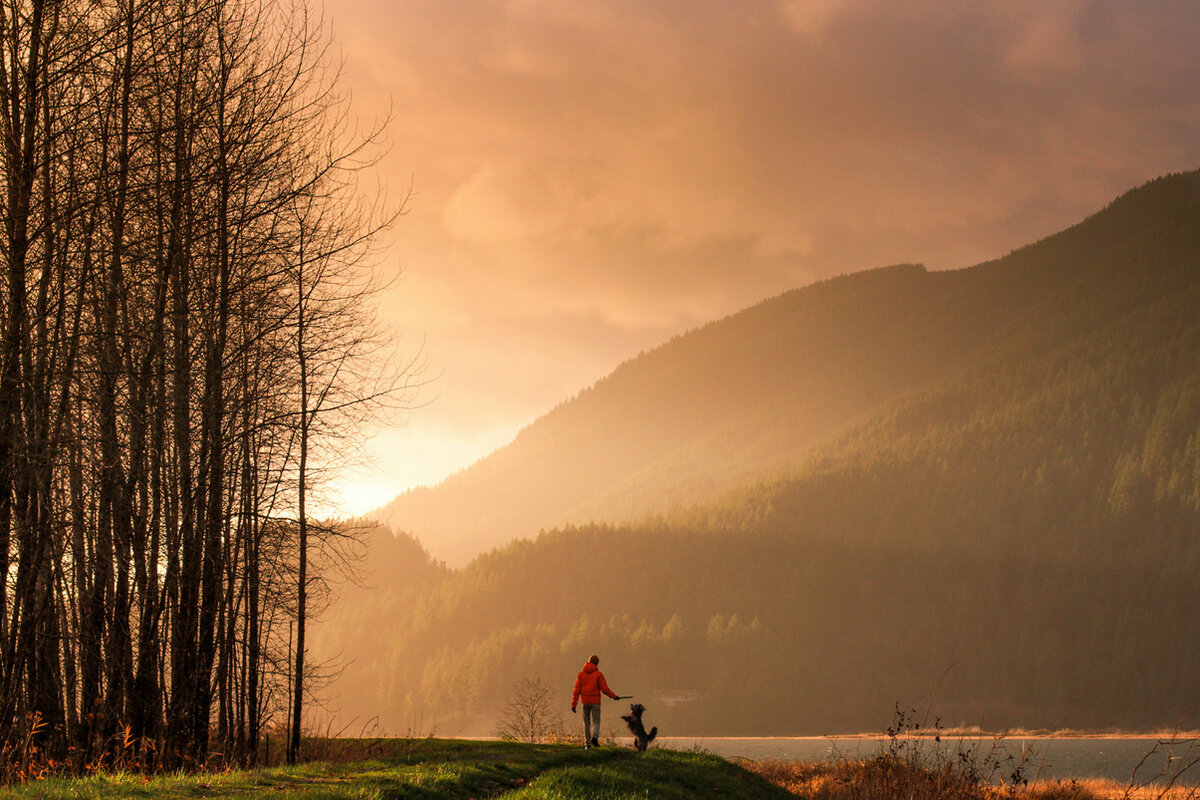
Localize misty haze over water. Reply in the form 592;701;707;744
656;738;1200;786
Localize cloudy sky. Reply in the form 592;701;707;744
322;0;1200;513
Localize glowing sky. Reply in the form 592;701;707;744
324;0;1200;515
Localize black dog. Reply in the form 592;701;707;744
620;703;658;752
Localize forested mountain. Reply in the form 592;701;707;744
380;260;983;566
379;171;1200;567
316;171;1200;736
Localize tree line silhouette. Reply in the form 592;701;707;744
0;0;403;773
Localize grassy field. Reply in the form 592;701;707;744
1;738;1194;800
0;738;793;799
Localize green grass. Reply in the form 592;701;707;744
505;748;792;799
0;739;794;799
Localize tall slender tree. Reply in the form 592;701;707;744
0;0;412;771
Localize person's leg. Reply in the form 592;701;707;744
583;704;599;747
582;704;592;746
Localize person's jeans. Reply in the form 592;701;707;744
582;703;601;745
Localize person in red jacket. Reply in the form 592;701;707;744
571;655;621;748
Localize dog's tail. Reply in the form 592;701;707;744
647;726;657;743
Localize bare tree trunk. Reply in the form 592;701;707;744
288;254;310;766
0;0;406;768
0;0;52;740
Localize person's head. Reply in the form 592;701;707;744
589;655;599;665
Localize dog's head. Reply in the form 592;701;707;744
628;703;645;717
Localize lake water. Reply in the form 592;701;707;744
654;737;1200;786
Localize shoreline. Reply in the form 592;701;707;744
657;731;1200;741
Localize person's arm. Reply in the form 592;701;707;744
599;672;619;700
571;674;582;710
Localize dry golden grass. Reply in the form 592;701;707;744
742;758;1200;800
745;757;999;800
1049;778;1200;800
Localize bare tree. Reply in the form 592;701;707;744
497;678;565;744
0;0;414;773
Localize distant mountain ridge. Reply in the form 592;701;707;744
317;170;1200;735
379;170;1200;565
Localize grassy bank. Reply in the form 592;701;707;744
0;738;792;799
2;738;1195;799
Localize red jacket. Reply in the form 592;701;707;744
572;662;617;707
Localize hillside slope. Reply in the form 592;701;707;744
317;172;1200;735
379;171;1200;565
